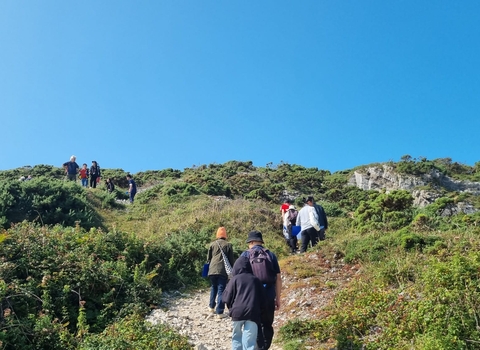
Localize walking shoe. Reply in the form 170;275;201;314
208;307;215;314
216;313;228;319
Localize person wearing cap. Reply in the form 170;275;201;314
240;231;281;350
296;196;328;253
223;256;266;350
283;205;299;254
206;227;235;318
63;155;79;181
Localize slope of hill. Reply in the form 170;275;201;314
0;156;480;349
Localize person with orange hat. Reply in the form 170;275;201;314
206;227;235;318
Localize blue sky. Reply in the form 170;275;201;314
1;1;479;174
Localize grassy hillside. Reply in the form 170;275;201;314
0;157;479;349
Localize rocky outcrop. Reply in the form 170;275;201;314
348;165;480;212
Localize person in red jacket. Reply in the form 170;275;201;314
79;164;89;187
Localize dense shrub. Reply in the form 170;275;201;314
0;223;210;349
0;177;102;229
80;314;191;350
353;190;414;231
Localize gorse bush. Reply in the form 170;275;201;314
280;231;480;349
0;223;211;349
0;177;103;229
353;190;414;231
79;314;191;350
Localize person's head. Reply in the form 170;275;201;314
285;199;291;204
305;196;315;206
106;178;110;183
82;163;87;168
232;256;253;276
216;227;227;239
126;174;132;179
92;161;97;166
70;155;76;161
288;205;296;211
246;230;264;248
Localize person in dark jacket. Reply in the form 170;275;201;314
206;227;234;318
89;161;101;188
223;256;265;350
308;196;328;241
106;178;115;193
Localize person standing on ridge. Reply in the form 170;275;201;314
79;163;89;187
240;231;281;350
63;155;79;181
206;227;234;319
126;174;137;203
89;161;101;188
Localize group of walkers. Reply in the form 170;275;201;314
62;155;137;203
63;156;103;188
206;228;281;350
281;196;328;254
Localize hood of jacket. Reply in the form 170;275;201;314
232;256;252;276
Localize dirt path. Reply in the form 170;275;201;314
146;252;358;349
146;289;283;350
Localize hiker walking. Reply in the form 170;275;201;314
206;227;234;319
63;155;79;181
126;174;137;203
89;161;101;188
223;256;266;350
240;231;281;350
283;205;298;254
296;196;328;253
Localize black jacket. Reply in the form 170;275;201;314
314;204;328;229
222;256;265;323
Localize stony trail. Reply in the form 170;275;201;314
146;288;283;350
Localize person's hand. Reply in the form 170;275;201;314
275;299;281;310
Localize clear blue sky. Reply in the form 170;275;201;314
1;1;479;174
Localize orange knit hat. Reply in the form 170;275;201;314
216;227;227;239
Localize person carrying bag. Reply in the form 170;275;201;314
206;227;235;318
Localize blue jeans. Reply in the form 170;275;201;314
232;320;258;350
81;178;88;187
209;275;227;314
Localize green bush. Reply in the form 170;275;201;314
0;177;102;230
80;314;191;350
0;223;211;349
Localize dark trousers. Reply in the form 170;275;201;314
257;295;275;349
300;227;319;253
90;175;98;188
286;226;298;253
129;191;136;203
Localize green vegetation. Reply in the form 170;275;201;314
0;156;479;349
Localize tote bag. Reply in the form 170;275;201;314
216;241;233;277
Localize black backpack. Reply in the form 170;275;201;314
248;247;277;285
